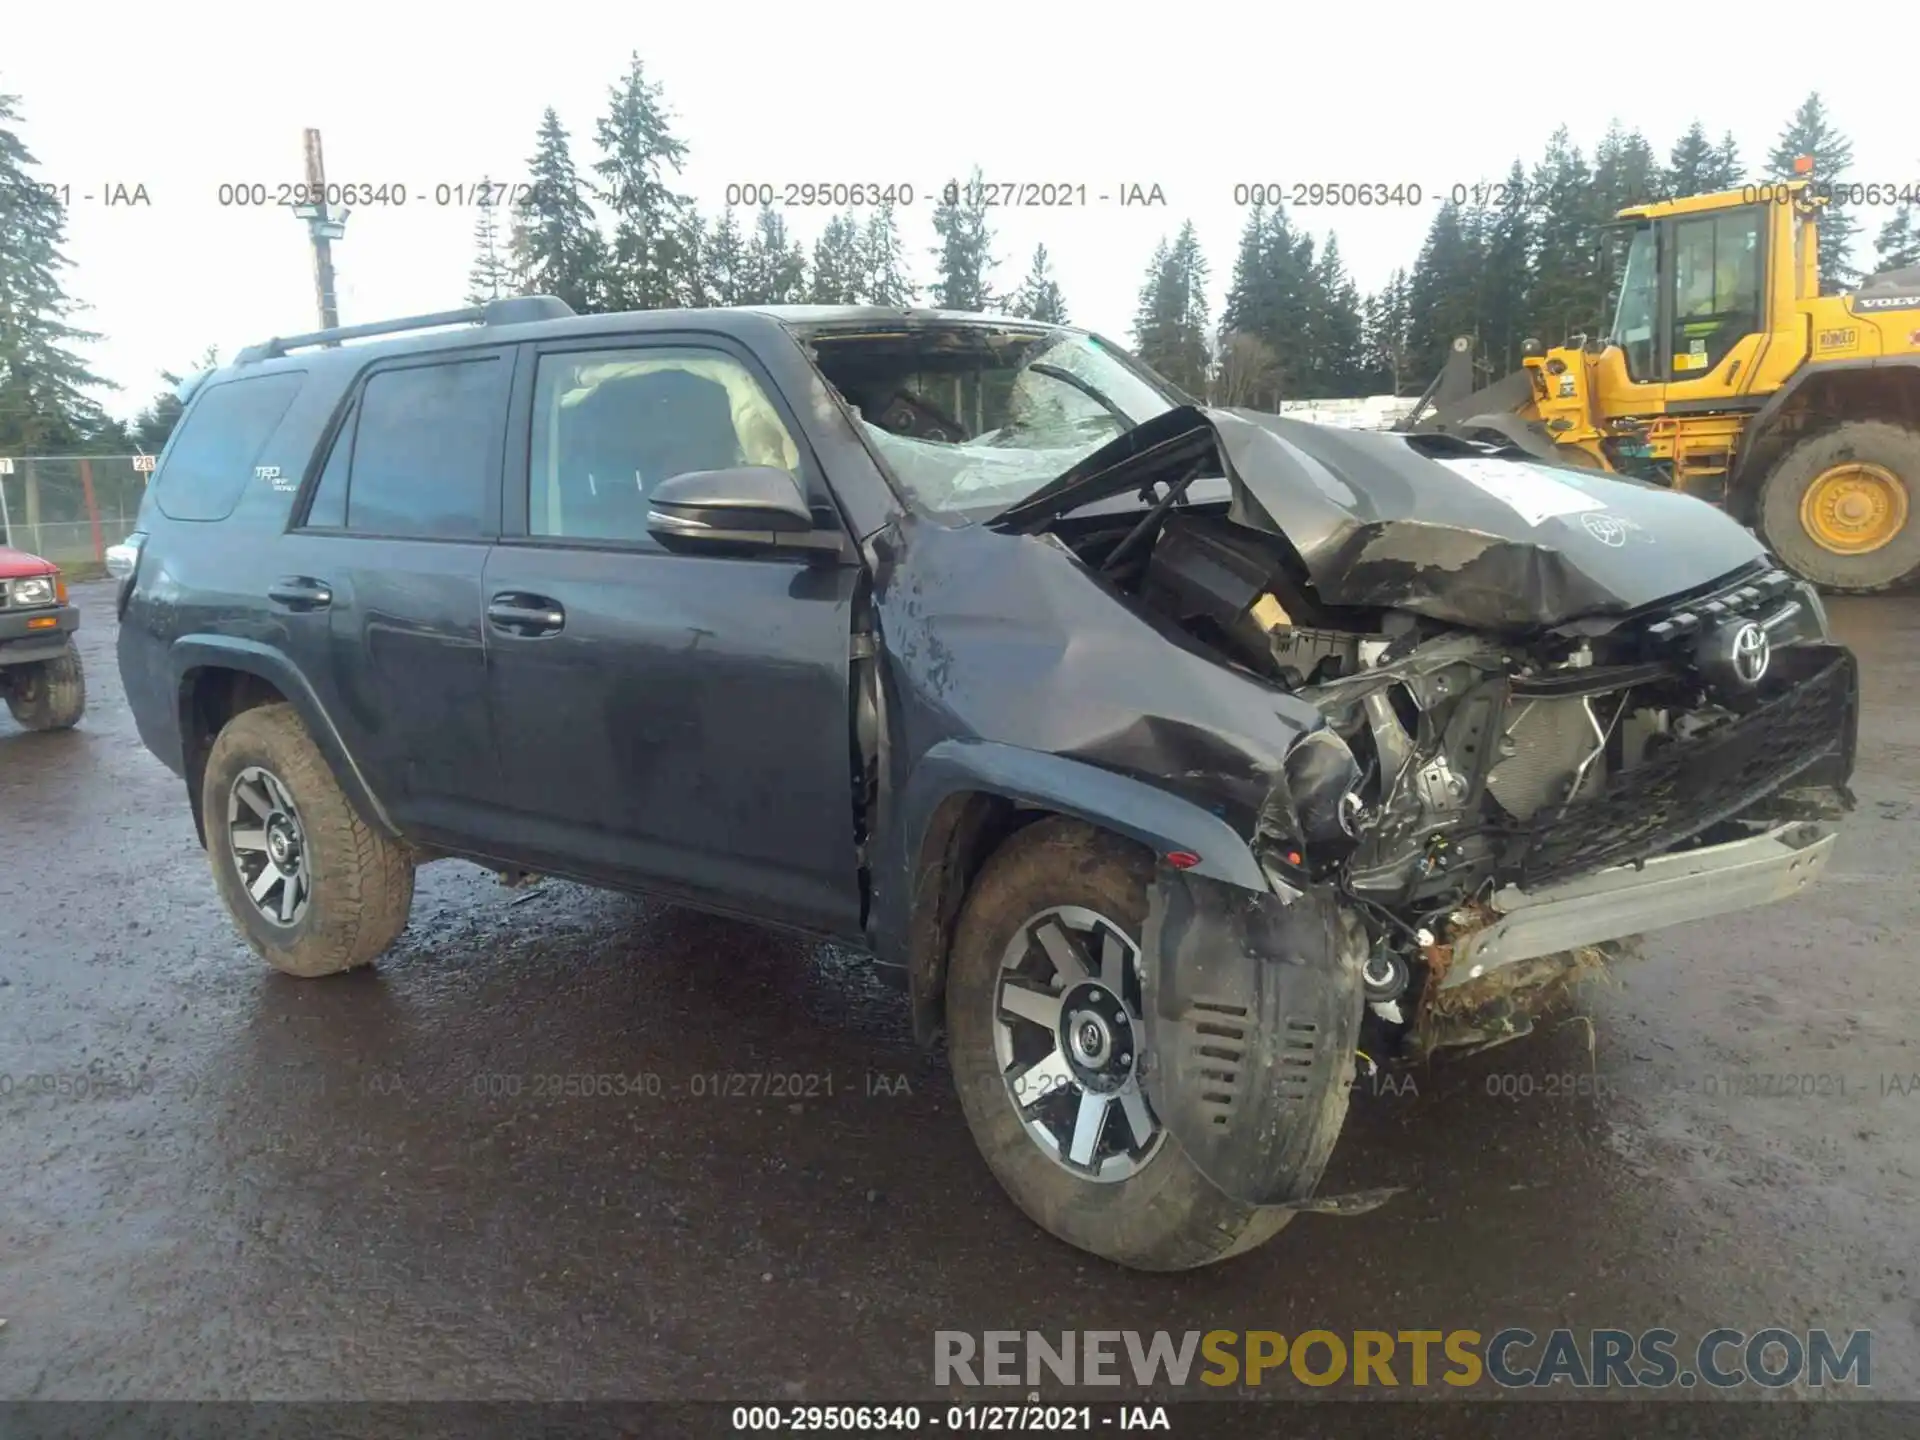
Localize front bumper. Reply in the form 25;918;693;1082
0;603;79;666
1445;820;1836;987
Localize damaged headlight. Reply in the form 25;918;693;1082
1284;727;1368;852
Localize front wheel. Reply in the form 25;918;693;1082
4;638;86;730
946;819;1313;1271
1756;421;1920;592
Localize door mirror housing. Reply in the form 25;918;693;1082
647;466;817;549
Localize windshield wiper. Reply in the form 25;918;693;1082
1099;456;1209;575
1028;363;1134;431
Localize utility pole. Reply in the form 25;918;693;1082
294;128;349;332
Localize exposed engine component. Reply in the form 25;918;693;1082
1100;488;1854;1072
1484;696;1607;821
1362;945;1411;1026
1141;512;1377;686
1361;946;1409;1001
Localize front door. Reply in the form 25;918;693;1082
483;335;864;938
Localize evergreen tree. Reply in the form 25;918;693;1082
1665;121;1719;199
0;91;112;453
509;108;608;313
1768;92;1858;291
1707;132;1744;188
859;202;915;307
1008;243;1068;323
1405;200;1487;383
1594;122;1661;213
1875;201;1920;273
673;207;709;308
1219;202;1314;401
701;206;748;306
592;53;695;311
739;205;807;303
1300;234;1365;398
464;176;512;304
1131;222;1211;396
930;167;998;311
808;212;865;304
1479;160;1533;375
1361;269;1413;395
1527;128;1601;345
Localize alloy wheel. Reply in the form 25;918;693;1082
227;765;312;927
991;904;1164;1182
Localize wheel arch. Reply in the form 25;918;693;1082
1730;358;1920;522
171;637;396;849
879;739;1276;1047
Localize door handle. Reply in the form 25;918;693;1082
487;594;566;637
268;577;332;611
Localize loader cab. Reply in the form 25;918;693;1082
1607;204;1767;389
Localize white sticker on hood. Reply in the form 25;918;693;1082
1435;457;1610;527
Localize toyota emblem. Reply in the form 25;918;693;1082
1730;622;1771;685
1581;511;1629;546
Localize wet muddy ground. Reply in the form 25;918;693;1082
2;582;1916;1407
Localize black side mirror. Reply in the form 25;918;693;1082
647;466;815;548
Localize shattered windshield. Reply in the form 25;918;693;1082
812;327;1177;519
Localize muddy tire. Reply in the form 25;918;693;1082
201;702;415;977
5;638;86;730
946;818;1295;1271
1756;421;1920;592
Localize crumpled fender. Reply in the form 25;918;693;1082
1139;865;1391;1212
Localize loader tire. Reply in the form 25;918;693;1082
1757;422;1920;593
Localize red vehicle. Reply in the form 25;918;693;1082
0;545;85;730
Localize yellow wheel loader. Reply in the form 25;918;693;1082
1399;176;1920;592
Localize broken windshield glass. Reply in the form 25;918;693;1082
827;330;1176;519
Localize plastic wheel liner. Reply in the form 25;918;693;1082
1139;865;1399;1214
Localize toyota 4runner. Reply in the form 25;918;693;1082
117;296;1858;1270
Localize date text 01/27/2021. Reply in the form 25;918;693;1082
729;1405;1170;1433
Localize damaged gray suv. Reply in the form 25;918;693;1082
117;297;1858;1270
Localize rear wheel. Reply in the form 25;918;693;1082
4;638;86;730
1757;421;1920;592
202;703;416;977
946;819;1297;1271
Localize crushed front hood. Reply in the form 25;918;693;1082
993;406;1768;629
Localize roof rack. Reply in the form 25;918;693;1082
233;295;576;364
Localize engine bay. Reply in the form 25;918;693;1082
1059;496;1853;1063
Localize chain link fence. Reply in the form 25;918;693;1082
0;455;151;573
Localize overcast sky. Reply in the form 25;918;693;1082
8;0;1915;420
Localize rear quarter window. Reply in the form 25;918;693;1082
153;372;307;522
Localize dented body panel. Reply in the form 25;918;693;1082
1139;870;1366;1206
997;405;1771;630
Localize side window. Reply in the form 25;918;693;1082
344;358;506;539
1670;208;1762;379
527;347;800;544
302;398;356;528
153;372;306;522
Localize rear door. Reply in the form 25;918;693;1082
285;347;511;848
482;334;865;937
